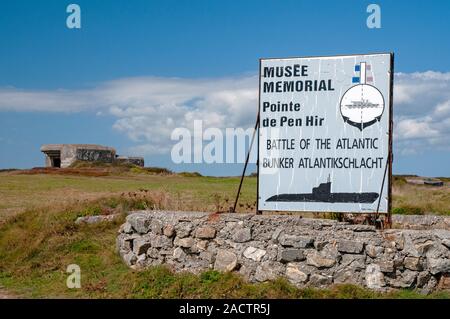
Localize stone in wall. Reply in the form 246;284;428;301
117;211;450;293
392;215;450;230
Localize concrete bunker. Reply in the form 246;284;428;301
40;144;144;168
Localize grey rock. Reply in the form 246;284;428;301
365;264;385;289
340;254;366;270
404;256;422;271
243;247;266;262
414;238;436;256
421;276;438;294
196;240;208;251
428;257;450;275
254;262;284;282
438;274;450;290
334;269;363;285
337;240;364;254
122;222;134;234
151;219;163;235
195;226;216;239
377;260;395;273
424;242;447;259
293;263;316;275
175;222;192;238
402;234;421;257
173;247;186;261
214;249;238;272
309;274;332;286
286;263;308;284
271;228;283;242
76;214;119;224
163;225;175;237
147;258;164;266
116;234;132;253
442;239;450;249
393;254;405;270
133;236;152;255
151;235;173;248
159;249;173;256
346;225;376;232
199;251;214;264
146;247;161;259
279;234;314;248
265;244;279;261
238;264;255;279
306;251;336;268
121;251;137;266
174;237;194;248
389;270;417;288
232;228;252;243
416;271;431;288
127;213;152;234
279;249;305;263
314;241;328;251
136;254;147;267
365;244;384;258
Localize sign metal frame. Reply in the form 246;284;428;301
255;53;394;225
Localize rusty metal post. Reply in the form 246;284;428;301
232;115;260;213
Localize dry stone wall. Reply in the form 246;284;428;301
117;211;450;293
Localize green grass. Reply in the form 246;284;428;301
392;182;450;215
0;192;447;299
0;172;257;221
1;172;448;220
0;170;449;298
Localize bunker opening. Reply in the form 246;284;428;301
52;156;61;168
42;149;61;168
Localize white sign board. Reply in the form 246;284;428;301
258;53;392;213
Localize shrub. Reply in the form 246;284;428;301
392;206;423;215
178;171;202;177
143;167;173;175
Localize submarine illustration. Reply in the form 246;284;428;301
345;99;380;109
266;175;379;204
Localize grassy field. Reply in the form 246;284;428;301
0;170;257;223
1;170;448;221
392;176;450;215
0;168;449;299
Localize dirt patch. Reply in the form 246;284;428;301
0;287;18;299
17;167;110;177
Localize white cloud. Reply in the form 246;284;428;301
393;71;450;153
102;76;258;155
434;100;450;116
0;76;258;155
396;118;439;139
0;71;449;155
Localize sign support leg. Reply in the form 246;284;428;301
232;114;260;213
376;155;390;228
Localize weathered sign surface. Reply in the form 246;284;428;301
258;53;393;213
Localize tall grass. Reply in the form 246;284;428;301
393;182;450;215
0;192;448;298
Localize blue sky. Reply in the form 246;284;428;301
1;0;450;176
